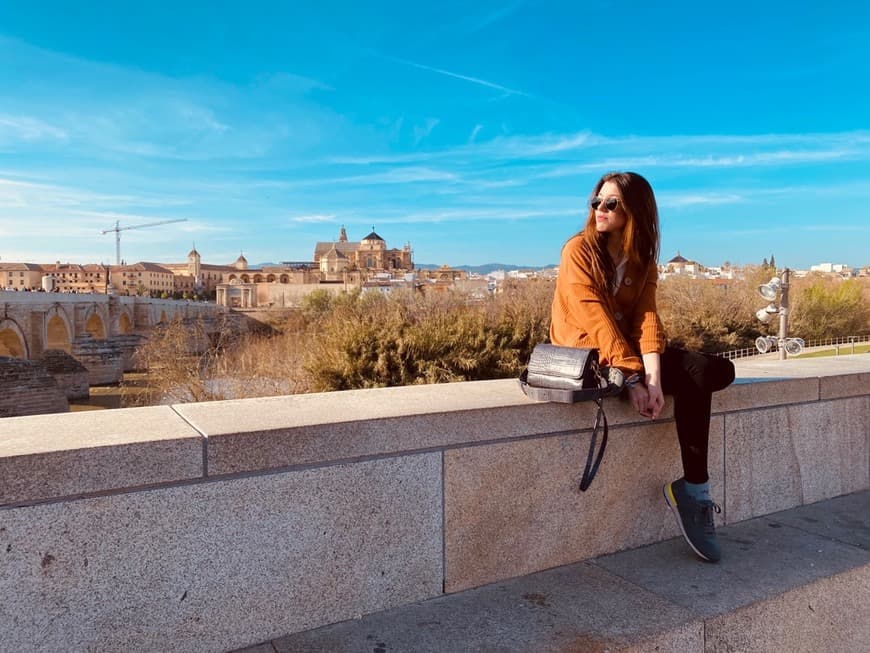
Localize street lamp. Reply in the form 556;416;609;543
754;268;803;358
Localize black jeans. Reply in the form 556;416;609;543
659;347;735;484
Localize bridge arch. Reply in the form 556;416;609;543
84;307;108;340
45;305;73;353
0;318;28;358
118;310;133;334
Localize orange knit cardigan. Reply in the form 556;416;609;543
549;233;667;376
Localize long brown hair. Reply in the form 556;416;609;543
580;171;660;290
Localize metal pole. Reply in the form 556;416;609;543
115;221;121;266
778;268;790;360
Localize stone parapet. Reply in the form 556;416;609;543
0;355;868;651
0;356;69;417
37;349;90;400
71;332;124;385
107;333;146;371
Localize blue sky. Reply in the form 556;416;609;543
1;1;869;270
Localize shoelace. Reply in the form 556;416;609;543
699;501;722;534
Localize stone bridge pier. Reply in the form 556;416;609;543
0;291;227;388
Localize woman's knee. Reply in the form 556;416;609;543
667;348;734;392
707;355;735;392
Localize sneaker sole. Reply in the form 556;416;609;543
663;483;716;563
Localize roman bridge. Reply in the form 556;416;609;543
0;291;228;386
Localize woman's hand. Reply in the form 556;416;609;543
639;351;664;420
644;382;665;420
628;383;663;420
627;383;651;417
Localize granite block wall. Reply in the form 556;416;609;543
0;356;868;651
37;349;90;400
443;416;725;592
0;356;68;417
0;454;442;653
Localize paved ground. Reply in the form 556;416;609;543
732;352;870;379
233;490;870;652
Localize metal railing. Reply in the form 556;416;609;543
718;334;870;360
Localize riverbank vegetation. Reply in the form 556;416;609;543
122;270;870;406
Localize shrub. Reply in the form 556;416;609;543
125;272;868;403
302;283;553;391
789;278;870;340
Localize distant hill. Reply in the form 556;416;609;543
415;263;556;274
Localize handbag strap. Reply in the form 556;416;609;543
579;398;608;492
517;367;618;491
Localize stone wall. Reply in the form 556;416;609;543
0;355;868;652
0;356;69;417
37;349;90;400
71;333;123;385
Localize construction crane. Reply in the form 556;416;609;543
101;218;188;266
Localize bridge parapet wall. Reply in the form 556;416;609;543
1;356;868;652
0;356;69;417
0;292;226;364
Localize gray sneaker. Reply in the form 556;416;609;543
663;479;722;562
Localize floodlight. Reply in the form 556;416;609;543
757;276;782;301
750;268;799;359
784;338;803;356
756;308;774;323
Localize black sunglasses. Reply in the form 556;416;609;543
589;196;620;212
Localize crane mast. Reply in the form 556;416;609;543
101;218;188;266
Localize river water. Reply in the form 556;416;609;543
69;372;151;412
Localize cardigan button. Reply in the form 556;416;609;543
624;276;632;286
614;311;623;321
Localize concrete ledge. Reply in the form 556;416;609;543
175;380;644;476
244;491;870;653
0;407;203;505
714;376;818;412
171;357;858;479
821;371;870;400
0;356;868;651
2;356;867;505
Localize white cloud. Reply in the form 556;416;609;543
327;129;870;175
360;205;578;225
333;167;459;185
658;192;744;208
413;118;440;145
0;114;68;143
378;53;534;98
290;214;336;223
